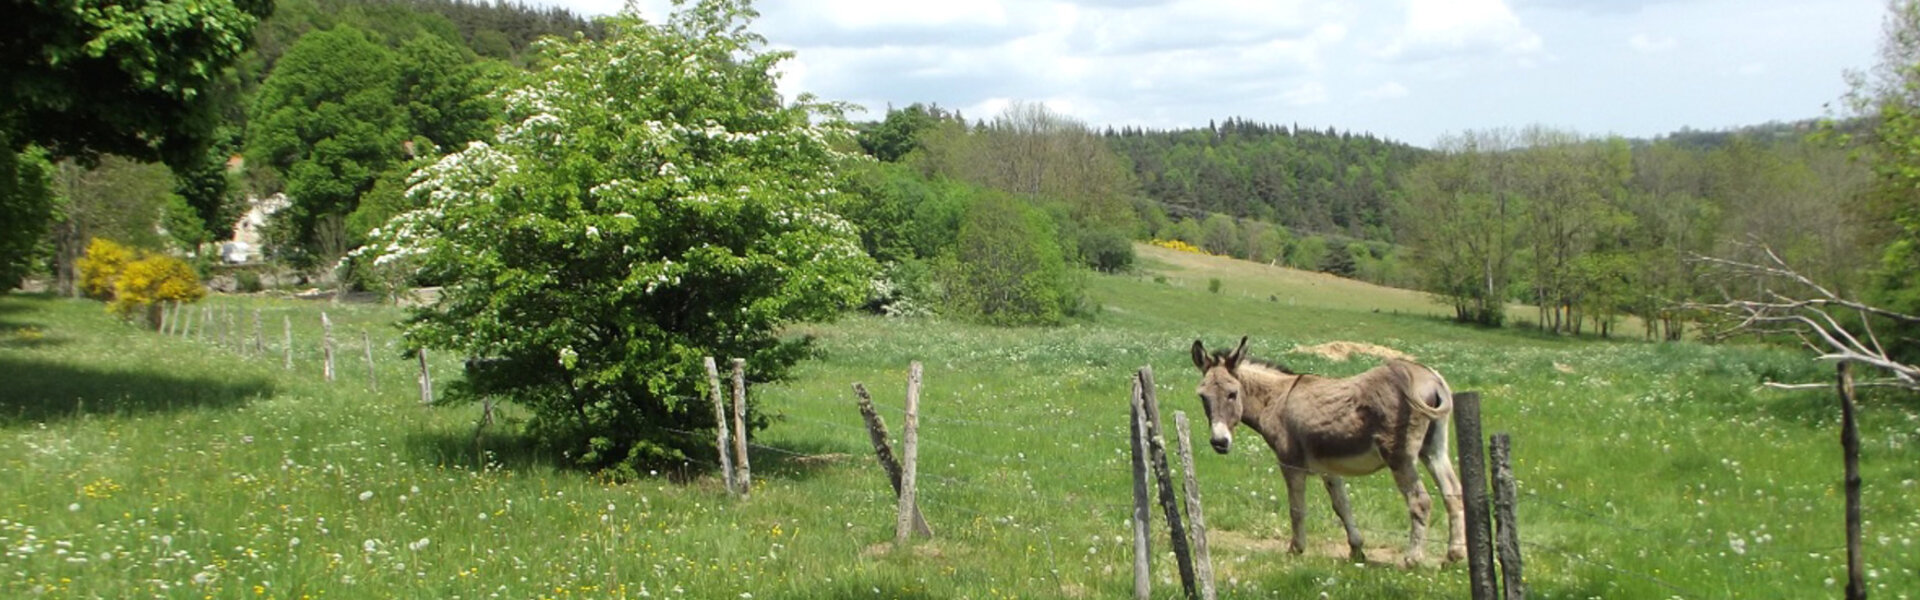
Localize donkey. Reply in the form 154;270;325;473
1191;336;1466;566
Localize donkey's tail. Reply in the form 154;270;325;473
1406;363;1453;421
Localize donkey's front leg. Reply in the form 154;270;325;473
1282;466;1308;554
1323;475;1366;562
1389;459;1432;567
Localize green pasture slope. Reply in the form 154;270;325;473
3;246;1917;599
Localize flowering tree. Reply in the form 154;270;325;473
354;0;874;473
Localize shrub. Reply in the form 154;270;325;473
77;238;135;300
1208;277;1222;294
941;193;1079;326
1077;225;1135;273
111;253;206;327
351;4;874;475
78;237;204;327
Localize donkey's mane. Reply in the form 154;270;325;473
1213;349;1298;375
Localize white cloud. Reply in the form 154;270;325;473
1628;32;1676;53
1379;0;1544;61
1282;81;1330;106
1738;62;1769;76
1362;81;1411;100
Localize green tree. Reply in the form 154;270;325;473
394;33;500;151
1200;213;1241;257
352;1;875;475
0;0;269;289
1847;0;1920;363
941;193;1079;325
246;25;406;263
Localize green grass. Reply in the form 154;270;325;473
2;248;1917;599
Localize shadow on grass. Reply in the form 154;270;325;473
402;421;862;485
0;355;275;425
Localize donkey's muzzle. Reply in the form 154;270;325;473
1210;437;1230;454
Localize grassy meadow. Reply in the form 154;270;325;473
2;244;1917;599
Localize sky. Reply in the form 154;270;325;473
531;0;1889;147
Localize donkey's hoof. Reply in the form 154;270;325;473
1446;546;1467;563
1287;541;1306;555
1399;554;1425;569
1347;548;1367;563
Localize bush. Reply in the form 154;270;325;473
1077;226;1135;273
78;237;204;327
941;193;1080;326
1208;277;1222;294
77;238;136;300
352;5;874;475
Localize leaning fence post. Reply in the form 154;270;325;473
282;315;293;371
853;383;932;537
1139;367;1197;599
895;361;923;549
418;348;434;405
1174;411;1217;600
1455;391;1497;600
1129;372;1152;600
730;358;752;499
321;312;335;382
362;330;378;392
704;357;736;496
1491;433;1524;600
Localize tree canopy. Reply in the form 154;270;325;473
353;0;874;474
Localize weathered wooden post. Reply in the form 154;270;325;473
1839;363;1865;600
199;305;211;342
321;312;335;382
223;307;236;349
730;358;752;499
703;357;736;496
282;315;293;371
853;383;932;537
181;305;194;339
1490;433;1524;600
895;361;923;549
252;309;265;355
1454;391;1497;600
1129;372;1152;600
362;330;378;392
417;348;434;405
1138;367;1197;599
160;301;175;335
1174;411;1217;600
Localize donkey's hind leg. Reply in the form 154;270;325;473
1282;466;1309;554
1322;475;1366;562
1389;458;1433;567
1420;420;1468;563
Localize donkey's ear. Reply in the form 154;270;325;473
1226;336;1249;369
1191;339;1209;371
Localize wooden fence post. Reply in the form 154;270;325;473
1454;391;1497;600
321;312;335;382
1839;363;1865;600
418;348;434;405
704;357;736;496
160;301;175;336
1490;433;1524;600
282;315;293;371
224;307;235;349
895;361;923;549
181;305;194;339
199;305;210;342
1138;367;1197;599
362;330;378;392
252;309;264;355
1130;372;1152;600
731;358;752;499
1175;411;1217;600
852;383;931;537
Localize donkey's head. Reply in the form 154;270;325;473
1191;336;1249;454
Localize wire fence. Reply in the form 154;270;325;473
148;303;1856;598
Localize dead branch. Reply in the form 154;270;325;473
1685;244;1920;393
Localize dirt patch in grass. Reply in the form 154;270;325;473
1291;341;1414;362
